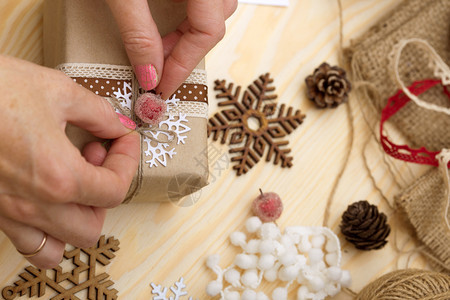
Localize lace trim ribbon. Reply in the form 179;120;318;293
380;38;450;167
388;38;450;116
380;79;447;167
56;63;207;84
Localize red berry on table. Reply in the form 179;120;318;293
251;189;283;222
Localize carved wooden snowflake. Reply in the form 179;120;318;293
2;236;119;300
208;73;305;176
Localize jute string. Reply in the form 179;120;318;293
390;39;450;116
356;269;450;300
107;96;178;202
322;0;355;229
323;0;404;229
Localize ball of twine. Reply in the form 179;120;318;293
357;269;450;300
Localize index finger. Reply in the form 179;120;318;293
156;0;226;98
106;0;164;90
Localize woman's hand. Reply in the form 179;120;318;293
106;0;237;98
0;55;140;268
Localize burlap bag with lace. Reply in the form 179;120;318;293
345;0;450;273
345;0;450;150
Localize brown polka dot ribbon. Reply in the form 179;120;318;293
72;78;208;103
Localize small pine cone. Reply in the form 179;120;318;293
340;200;390;251
305;62;351;108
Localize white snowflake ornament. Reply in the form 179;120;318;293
166;94;181;112
144;141;176;168
159;114;191;145
206;217;351;299
111;82;192;168
113;81;133;110
143;99;191;168
150;277;196;300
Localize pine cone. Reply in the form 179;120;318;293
340;200;390;251
305;62;351;108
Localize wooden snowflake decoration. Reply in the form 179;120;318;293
2;236;119;300
208;73;305;175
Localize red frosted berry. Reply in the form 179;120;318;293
134;93;167;126
251;189;283;222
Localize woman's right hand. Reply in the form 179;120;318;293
106;0;237;98
0;55;140;268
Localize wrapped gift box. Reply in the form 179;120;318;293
43;0;209;203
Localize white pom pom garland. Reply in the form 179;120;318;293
308;248;324;265
272;287;288;300
206;254;221;269
242;289;257;300
206;217;350;299
263;265;279;282
325;283;340;296
230;231;246;247
325;252;339;267
235;254;258;270
259;223;280;240
258;254;276;270
259;239;275;254
206;280;222;297
297;236;312;253
279;265;300;282
224;290;240;300
246;239;261;254
241;269;259;288
327;266;342;282
224;268;241;287
279;250;297;266
246;216;262;233
308;276;325;292
311;235;326;248
297;285;310;300
256;291;269;300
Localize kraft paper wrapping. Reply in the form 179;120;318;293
43;0;209;203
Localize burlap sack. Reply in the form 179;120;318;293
345;0;450;151
395;169;449;273
345;0;450;273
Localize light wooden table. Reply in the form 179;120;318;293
0;0;433;299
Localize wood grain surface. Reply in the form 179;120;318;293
0;0;434;299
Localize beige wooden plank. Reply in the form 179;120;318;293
0;0;434;299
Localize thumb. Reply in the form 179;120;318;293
63;79;136;139
106;0;164;91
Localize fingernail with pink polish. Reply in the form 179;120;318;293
134;64;158;90
117;113;136;130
